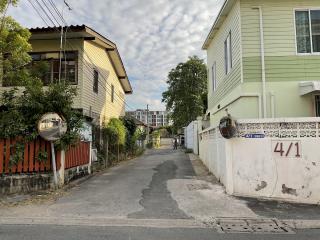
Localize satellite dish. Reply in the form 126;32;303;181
37;113;67;142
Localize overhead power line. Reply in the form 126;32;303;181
26;0;136;111
44;0;135;111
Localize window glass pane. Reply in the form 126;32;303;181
224;33;232;74
212;63;216;91
228;33;232;69
52;60;60;83
224;40;228;74
30;53;42;61
45;52;59;59
63;52;76;60
61;60;76;84
295;11;311;53
311;10;320;52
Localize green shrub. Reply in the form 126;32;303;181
0;80;83;150
103;118;126;146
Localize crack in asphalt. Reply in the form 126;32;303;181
128;160;191;219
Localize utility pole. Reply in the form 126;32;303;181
146;104;150;144
58;1;72;83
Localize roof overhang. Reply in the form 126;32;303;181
202;0;236;50
29;25;133;94
299;81;320;96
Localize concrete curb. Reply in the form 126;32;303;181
0;216;319;230
0;217;206;229
282;219;320;229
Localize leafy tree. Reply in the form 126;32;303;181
103;118;126;147
0;0;84;150
1;0;31;86
102;118;127;162
0;0;18;13
121;116;137;153
162;56;207;130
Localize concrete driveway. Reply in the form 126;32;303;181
0;140;255;222
1;140;320;239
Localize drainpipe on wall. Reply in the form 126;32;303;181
270;91;275;118
253;6;267;118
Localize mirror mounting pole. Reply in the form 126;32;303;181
51;142;58;186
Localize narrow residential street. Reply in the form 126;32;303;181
1;139;320;239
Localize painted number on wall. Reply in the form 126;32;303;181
272;141;301;158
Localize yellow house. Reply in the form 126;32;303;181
3;25;132;126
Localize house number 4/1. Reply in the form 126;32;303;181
272;141;301;158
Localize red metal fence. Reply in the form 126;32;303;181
64;141;90;169
0;138;90;174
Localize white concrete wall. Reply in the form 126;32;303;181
185;122;194;149
185;121;199;155
199;128;227;185
199;118;320;204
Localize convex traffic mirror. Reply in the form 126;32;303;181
37;113;67;141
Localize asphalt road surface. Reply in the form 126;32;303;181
1;225;320;240
1;140;320;239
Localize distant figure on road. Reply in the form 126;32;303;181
173;137;178;150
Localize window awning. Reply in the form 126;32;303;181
299;81;320;96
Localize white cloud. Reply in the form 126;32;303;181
8;0;224;111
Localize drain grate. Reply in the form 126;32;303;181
186;183;211;191
214;218;295;234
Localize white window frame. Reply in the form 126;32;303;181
224;32;232;74
294;8;320;55
211;62;217;92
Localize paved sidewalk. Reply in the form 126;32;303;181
187;153;320;229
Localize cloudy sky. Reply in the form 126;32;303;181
8;0;224;111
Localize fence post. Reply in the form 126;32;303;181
88;142;92;174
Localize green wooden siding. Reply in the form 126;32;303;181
241;0;320;83
243;56;320;82
207;0;242;110
241;0;320;57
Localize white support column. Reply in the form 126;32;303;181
57;150;65;187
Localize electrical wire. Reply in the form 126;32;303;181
41;0;135;111
27;0;136;112
27;1;130;115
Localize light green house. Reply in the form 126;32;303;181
203;0;320;127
